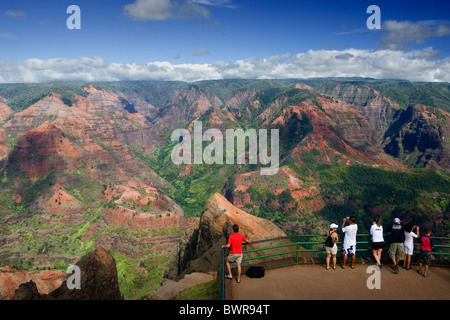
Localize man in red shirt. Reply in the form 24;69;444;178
222;224;249;283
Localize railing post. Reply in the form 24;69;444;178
220;247;225;300
296;235;299;265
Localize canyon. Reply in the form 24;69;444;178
0;79;448;299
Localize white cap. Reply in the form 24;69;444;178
330;223;338;229
394;218;401;223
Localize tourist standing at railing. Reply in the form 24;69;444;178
418;229;434;278
370;218;384;269
325;223;339;270
341;216;358;269
222;224;249;284
388;218;405;274
403;223;419;270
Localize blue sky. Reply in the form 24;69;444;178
1;0;450;82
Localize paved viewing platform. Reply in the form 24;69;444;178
225;264;450;300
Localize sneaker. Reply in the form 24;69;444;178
418;270;423;275
423;273;430;277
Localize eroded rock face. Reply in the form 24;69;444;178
190;193;287;273
104;208;199;231
11;280;43;300
7;120;84;180
11;248;122;300
383;105;450;171
153;85;223;132
0;101;13;121
0;269;66;300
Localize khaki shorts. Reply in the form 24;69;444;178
326;244;338;255
389;243;404;260
227;254;243;264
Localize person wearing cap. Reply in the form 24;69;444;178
370;218;384;269
387;218;405;274
325;223;339;270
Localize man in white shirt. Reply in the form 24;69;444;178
341;216;358;269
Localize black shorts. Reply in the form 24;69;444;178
372;242;384;250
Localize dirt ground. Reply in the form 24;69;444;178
225;263;450;300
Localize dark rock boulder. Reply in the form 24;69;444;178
12;248;122;300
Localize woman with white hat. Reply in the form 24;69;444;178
325;223;339;270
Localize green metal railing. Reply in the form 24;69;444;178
243;234;450;266
219;234;450;300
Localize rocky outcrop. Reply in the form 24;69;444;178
190;193;288;273
270;98;407;170
0;128;9;159
7;120;84;180
0;101;13;121
313;83;450;172
231;166;325;215
3;91;167;185
10;280;44;300
2;93;74;136
102;184;184;217
103;208;199;231
11;248;122;300
3;91;176;215
383;105;450;172
154;85;223;132
34;183;81;215
0;269;66;300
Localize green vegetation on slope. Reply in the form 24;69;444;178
112;250;170;300
318;165;450;235
175;279;220;300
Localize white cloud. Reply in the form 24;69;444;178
1;49;449;84
193;48;210;56
5;10;26;19
212;49;450;82
190;0;237;8
379;20;450;50
124;0;210;21
0;31;17;39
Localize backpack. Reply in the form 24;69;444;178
325;232;335;248
246;266;265;278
